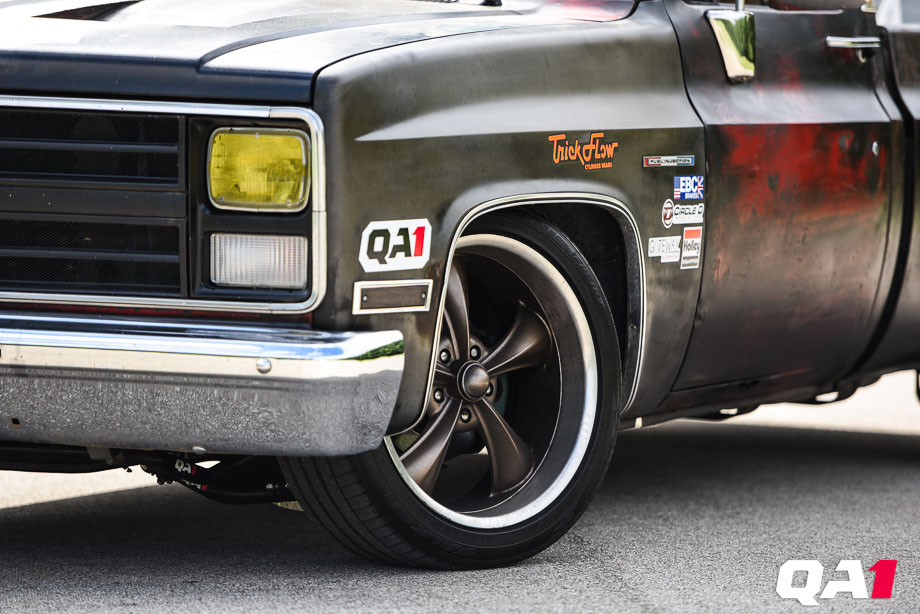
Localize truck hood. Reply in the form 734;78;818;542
0;0;632;104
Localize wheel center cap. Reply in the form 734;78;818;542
457;362;490;402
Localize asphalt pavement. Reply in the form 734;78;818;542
1;372;919;613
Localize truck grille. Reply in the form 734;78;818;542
0;218;183;296
0;99;315;310
0;109;182;188
0;106;186;298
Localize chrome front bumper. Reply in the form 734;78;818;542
0;315;403;456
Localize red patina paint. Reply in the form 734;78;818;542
718;123;886;228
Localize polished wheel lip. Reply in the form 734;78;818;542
386;234;598;529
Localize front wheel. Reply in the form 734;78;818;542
280;212;620;568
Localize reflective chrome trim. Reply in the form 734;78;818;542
0;314;403;455
707;9;755;84
0;314;401;379
386;235;597;529
352;279;434;315
0;95;327;314
207;126;311;212
825;36;882;49
415;193;645;432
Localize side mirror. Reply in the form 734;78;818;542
707;0;755;83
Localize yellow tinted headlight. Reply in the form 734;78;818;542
208;128;310;212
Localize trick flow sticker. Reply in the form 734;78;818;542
643;155;694;168
673;175;705;200
648;236;681;263
548;132;619;170
359;219;432;273
662;199;704;228
680;227;702;270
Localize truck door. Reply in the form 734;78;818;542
664;0;893;394
861;0;920;373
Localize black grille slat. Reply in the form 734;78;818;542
0;110;178;143
0;220;179;252
0;109;182;187
0;219;183;297
0;139;179;154
0;257;180;294
0;248;180;264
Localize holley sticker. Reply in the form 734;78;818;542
680;227;702;270
648;236;681;263
359;219;431;273
662;199;704;229
548;132;619;171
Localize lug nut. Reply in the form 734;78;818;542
433;389;445;403
470;346;481;360
439;349;451;363
460;408;472;423
486;383;494;396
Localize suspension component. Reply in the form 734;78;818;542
140;454;294;504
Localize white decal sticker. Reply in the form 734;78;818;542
662;199;674;228
680;226;702;270
662;199;704;228
648;236;681;263
359;219;432;273
643;155;695;168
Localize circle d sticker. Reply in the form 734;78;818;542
661;199;674;229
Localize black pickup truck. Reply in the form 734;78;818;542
0;0;916;568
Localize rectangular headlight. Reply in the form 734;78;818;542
210;234;307;290
208;128;310;212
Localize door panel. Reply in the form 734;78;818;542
665;0;892;391
863;0;920;373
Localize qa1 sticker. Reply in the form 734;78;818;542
359;219;432;273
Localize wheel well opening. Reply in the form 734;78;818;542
475;204;630;367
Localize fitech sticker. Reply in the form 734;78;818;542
359;219;432;273
680;227;702;270
643;155;695;168
648;236;681;264
662;199;704;229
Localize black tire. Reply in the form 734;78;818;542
280;212;620;568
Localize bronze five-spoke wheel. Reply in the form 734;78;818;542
396;257;552;500
281;212;620;567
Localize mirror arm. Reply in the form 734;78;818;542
707;5;755;84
